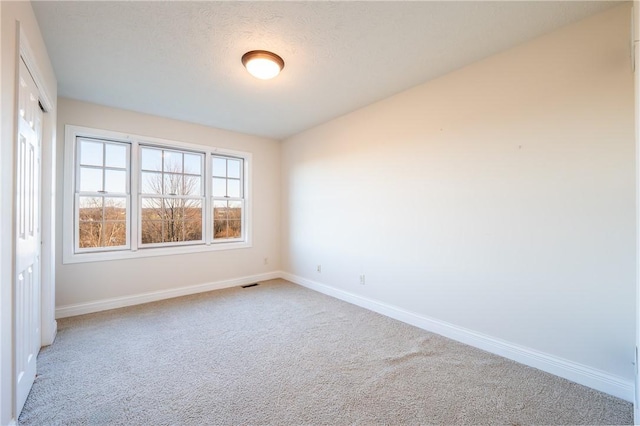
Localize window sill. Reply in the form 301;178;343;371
62;240;252;264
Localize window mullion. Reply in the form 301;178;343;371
102;142;106;192
131;140;139;251
205;151;212;245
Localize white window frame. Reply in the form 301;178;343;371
74;137;131;253
63;125;252;264
138;144;206;248
211;154;246;243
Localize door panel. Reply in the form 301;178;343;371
15;58;42;416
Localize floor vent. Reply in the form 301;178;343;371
241;283;259;289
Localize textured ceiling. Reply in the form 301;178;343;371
32;1;620;140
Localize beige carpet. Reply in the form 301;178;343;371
19;279;632;425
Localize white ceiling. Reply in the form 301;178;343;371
32;1;620;140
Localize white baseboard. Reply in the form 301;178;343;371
55;272;281;319
281;272;634;403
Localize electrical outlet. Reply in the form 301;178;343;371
359;274;365;285
317;265;322;273
263;257;269;265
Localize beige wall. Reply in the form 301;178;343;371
281;4;635;389
55;98;281;307
1;1;57;423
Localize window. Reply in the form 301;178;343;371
140;147;204;245
212;156;244;240
76;138;129;251
63;126;251;263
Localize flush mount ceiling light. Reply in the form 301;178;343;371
241;50;285;80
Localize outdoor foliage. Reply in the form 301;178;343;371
213;200;242;239
78;197;127;248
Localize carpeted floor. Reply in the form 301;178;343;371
19;279;632;425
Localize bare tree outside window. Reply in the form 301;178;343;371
140;147;204;245
78;197;127;247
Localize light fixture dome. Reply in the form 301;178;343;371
242;50;285;80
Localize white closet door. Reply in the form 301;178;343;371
15;57;43;416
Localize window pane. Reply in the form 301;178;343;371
105;169;126;193
141;147;162;171
162;198;201;220
227;179;240;198
213;220;228;239
213;200;232;239
164;174;183;195
79;197;103;221
79;167;103;192
141;196;166;244
78;196;127;249
184;221;203;241
183;199;203;222
227;159;241;179
163;219;203;243
164;220;180;242
105;144;126;168
212;157;226;177
78;221;103;248
141;172;162;194
213;178;226;197
141;219;163;244
184;153;201;175
184;176;202;196
213;200;228;220
80;140;103;166
228;220;241;238
228;201;242;220
140;197;203;245
103;221;127;246
163;197;180;215
164;151;182;173
104;197;127;220
141;198;163;220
